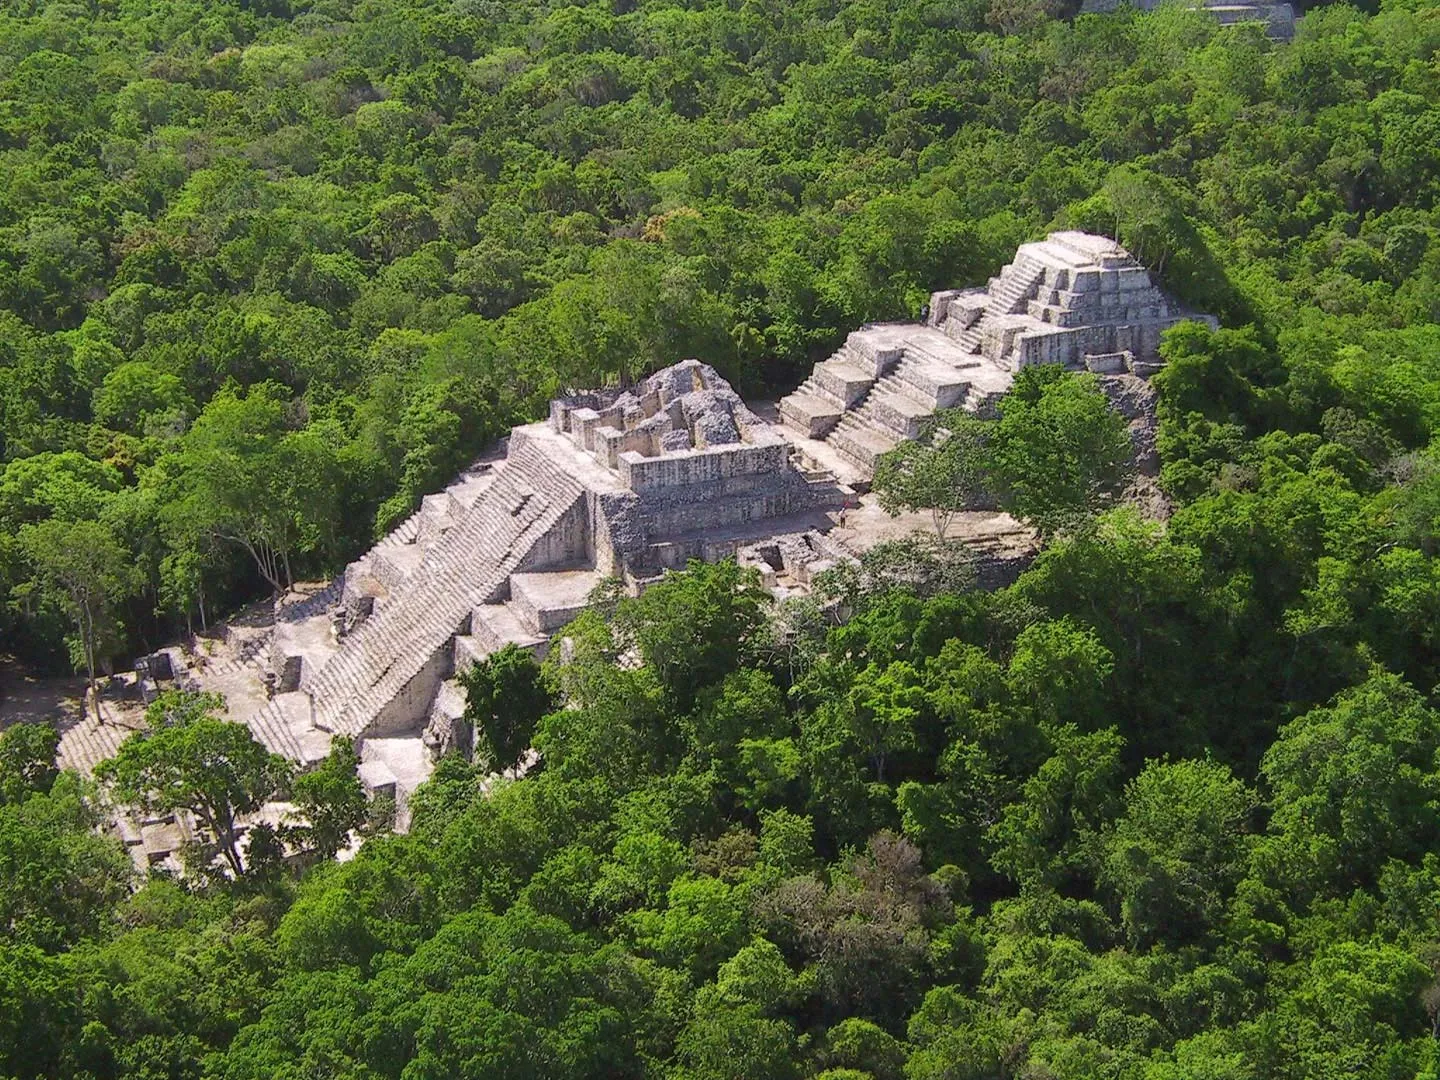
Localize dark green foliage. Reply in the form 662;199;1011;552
289;736;368;860
96;690;293;878
460;643;555;771
0;723;59;805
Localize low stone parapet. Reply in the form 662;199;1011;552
1085;351;1133;374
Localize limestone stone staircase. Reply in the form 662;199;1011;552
778;243;1077;475
56;714;136;775
780;322;1015;474
936;258;1047;355
778;337;881;439
246;437;587;758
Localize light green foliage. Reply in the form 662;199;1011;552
873;411;992;539
986;366;1135;538
819;1018;906;1080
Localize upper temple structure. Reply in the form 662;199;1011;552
64;232;1214;852
1078;0;1295;39
777;230;1215;476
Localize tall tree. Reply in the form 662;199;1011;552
290;736;368;860
96;690;293;878
459;643;556;771
159;384;342;596
872;411;992;540
15;518;139;721
986;366;1134;538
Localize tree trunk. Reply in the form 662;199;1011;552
202;805;246;878
932;507;955;542
78;596;99;724
231;533;286;596
219;830;245;878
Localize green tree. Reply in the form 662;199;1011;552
990;725;1125;891
160;384;342;595
1099;758;1255;948
987;366;1134;538
459;643;555;771
15;518;139;719
872;411;992;539
290;736;367;860
97;690;293;878
1258;669;1440;899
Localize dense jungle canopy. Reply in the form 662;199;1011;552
7;0;1440;1076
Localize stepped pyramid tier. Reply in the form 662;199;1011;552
547;359;848;580
1079;0;1295;39
83;233;1194;844
239;360;850;799
777;231;1216;481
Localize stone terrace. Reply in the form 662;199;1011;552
778;231;1214;480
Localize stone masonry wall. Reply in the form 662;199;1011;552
619;441;789;493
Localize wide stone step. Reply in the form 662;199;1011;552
854;387;932;439
453;634;490;675
779;391;844;439
827;417;901;470
886;356;972;410
509;570;602;636
845;332;905;378
872;374;933;408
815;358;876;406
944;322;983;353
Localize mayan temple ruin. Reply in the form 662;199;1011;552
778;230;1216;476
1078;0;1296;39
63;232;1214;857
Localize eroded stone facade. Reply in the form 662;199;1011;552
1079;0;1295;39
